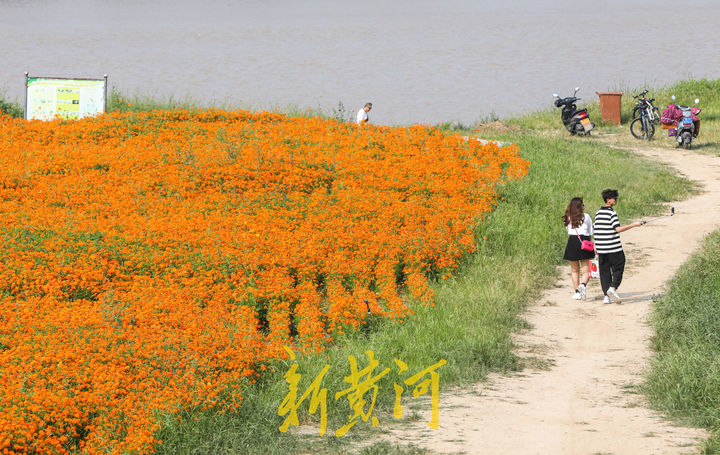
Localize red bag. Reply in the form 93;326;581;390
580;240;595;251
575;230;595;252
661;105;682;125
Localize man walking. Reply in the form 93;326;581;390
593;189;643;304
356;102;372;124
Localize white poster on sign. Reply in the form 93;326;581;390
25;76;107;121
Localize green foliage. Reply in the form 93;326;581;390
329;101;352;123
645;230;720;451
434;120;475;132
357;442;430;454
106;87;199;113
277;101;355;123
0;94;23;118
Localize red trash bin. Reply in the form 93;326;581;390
595;92;623;125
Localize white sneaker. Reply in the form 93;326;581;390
607;288;622;304
572;291;582;300
578;283;587;299
603;296;611;304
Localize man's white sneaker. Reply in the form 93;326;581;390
572;291;582;300
578;283;587;299
603;296;611;304
607;288;622;304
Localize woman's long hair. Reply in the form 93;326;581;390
563;197;585;228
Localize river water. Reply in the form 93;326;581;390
1;0;719;125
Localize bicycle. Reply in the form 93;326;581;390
631;90;661;124
630;90;657;140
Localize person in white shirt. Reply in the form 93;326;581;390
562;197;595;300
356;102;372;124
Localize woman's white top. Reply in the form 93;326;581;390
565;213;593;236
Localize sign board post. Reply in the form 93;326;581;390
24;73;108;121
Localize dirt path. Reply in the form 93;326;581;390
387;146;720;454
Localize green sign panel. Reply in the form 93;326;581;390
26;77;106;120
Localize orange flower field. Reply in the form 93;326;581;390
0;109;528;454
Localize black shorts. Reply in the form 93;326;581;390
563;235;595;261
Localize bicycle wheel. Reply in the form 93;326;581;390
644;117;655;140
630;118;645;139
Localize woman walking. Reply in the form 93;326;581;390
562;197;594;300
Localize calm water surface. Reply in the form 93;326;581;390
1;0;719;125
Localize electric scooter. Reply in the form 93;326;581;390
553;87;595;136
661;96;702;149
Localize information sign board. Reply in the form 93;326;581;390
25;75;107;120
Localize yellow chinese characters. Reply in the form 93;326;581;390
278;346;331;435
393;358;447;429
334;350;391;436
278;347;446;436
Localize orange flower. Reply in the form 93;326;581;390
0;109;527;453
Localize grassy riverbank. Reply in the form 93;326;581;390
152;106;697;452
1;78;716;454
645;231;720;454
506;78;720;454
132;79;720;455
639;69;720;445
505;78;720;155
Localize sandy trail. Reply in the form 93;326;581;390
387;146;720;454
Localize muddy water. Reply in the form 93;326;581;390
1;0;718;125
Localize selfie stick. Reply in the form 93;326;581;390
641;207;675;224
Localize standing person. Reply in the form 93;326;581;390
593;189;643;304
562;197;594;300
356;102;372;124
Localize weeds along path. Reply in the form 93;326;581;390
386;146;720;454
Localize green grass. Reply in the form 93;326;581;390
153;94;698;453
106;86;202;112
0;87;202;118
0;91;23;118
644;230;720;453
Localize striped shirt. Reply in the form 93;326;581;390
594;206;622;254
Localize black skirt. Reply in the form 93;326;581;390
563;234;595;261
